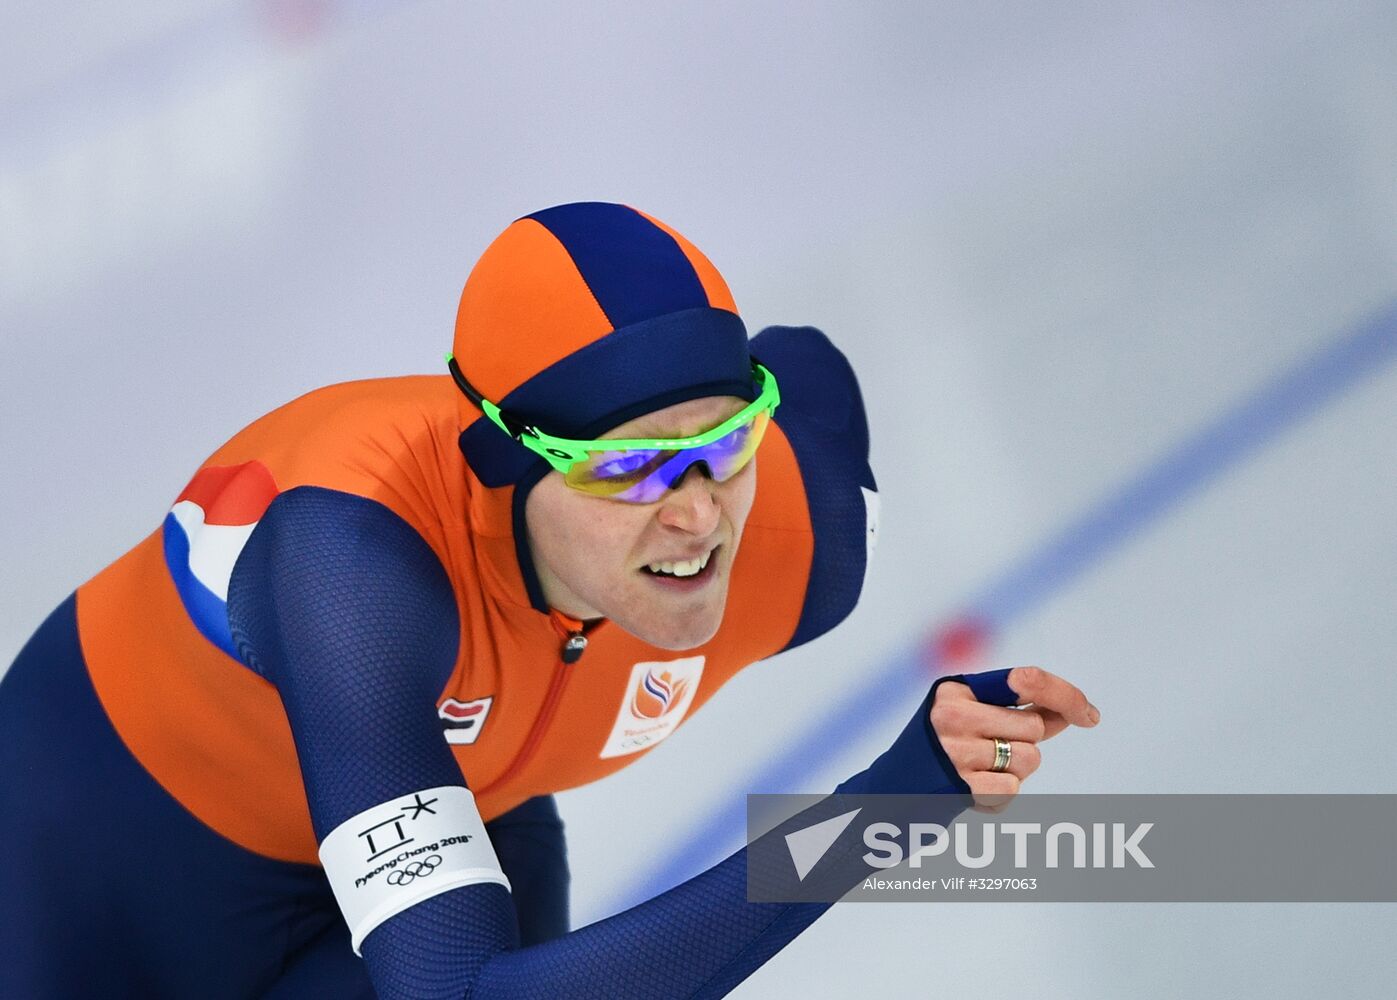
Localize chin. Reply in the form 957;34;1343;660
619;600;726;651
646;624;720;651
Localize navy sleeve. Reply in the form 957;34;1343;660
228;485;971;1000
228;487;466;840
485;796;570;945
751;325;878;651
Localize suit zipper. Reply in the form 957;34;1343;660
478;616;588;794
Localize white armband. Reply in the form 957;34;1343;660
319;785;510;954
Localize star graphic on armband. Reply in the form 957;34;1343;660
402;792;439;821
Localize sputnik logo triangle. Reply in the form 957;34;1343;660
784;807;862;881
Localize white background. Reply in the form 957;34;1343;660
3;2;1395;996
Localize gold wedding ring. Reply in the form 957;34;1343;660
990;737;1012;773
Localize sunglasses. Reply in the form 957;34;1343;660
447;355;780;503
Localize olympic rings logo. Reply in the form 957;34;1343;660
386;854;442;886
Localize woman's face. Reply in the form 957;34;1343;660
524;395;758;650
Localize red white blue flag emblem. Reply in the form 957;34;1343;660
161;461;278;658
438;697;494;746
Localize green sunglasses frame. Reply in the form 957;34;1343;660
445;354;781;475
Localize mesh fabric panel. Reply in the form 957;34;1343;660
485;795;571;946
750;325;878;651
228;487;466;836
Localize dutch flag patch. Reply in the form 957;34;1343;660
439;697;494;745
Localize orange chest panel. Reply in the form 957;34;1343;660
443;545;806;821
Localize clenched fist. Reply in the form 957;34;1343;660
930;666;1099;809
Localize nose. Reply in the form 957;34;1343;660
656;461;721;535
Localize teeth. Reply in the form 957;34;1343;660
647;549;713;578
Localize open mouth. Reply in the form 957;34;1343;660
641;546;719;584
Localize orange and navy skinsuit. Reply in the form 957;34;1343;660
0;204;979;999
78;370;820;866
